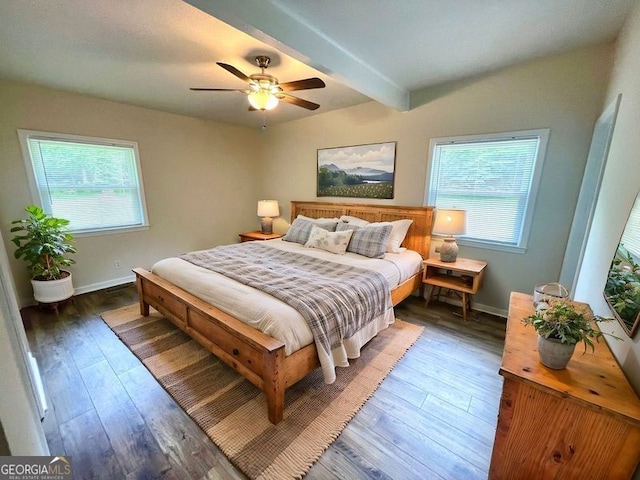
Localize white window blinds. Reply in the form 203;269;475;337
621;194;640;261
427;130;548;251
19;130;148;234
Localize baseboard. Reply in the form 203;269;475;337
473;302;508;318
21;275;509;318
411;291;508;318
445;299;506;319
438;298;507;318
19;274;136;309
73;274;136;296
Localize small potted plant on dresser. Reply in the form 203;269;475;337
11;205;77;307
522;299;616;369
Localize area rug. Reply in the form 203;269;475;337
101;304;423;479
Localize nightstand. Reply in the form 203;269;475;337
423;257;487;321
239;231;284;242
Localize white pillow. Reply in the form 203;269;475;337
340;215;413;252
298;214;342;223
304;224;353;254
368;219;413;253
386;219;413;252
340;215;370;227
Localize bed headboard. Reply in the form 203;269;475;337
290;201;434;258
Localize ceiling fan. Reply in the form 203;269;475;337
190;55;326;112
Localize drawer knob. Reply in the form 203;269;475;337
232;348;239;356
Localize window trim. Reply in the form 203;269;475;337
17;129;150;236
425;128;549;253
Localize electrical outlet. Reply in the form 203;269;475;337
114;260;122;269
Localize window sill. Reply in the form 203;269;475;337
457;238;527;254
73;225;150;238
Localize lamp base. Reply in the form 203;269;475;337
439;237;459;262
260;217;273;235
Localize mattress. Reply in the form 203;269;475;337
151;238;422;364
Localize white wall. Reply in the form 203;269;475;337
0;80;262;305
575;0;640;393
0;230;48;455
259;44;614;315
0;45;615;315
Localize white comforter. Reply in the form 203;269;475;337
151;239;422;381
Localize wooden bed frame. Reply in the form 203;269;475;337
133;201;433;424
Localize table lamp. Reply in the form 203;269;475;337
257;200;279;234
433;209;467;262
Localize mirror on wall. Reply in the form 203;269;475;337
604;191;640;337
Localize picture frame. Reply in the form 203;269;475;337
603;189;640;338
317;141;396;199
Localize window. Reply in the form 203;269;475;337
426;129;549;252
18;130;149;235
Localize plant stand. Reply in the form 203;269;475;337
37;296;74;315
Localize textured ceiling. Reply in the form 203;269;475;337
0;0;633;128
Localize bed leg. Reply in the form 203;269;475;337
135;275;150;316
264;347;285;424
139;299;150;317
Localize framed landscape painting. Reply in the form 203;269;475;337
317;141;396;199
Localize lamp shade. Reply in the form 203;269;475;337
257;200;279;218
433;209;467;236
248;90;279;111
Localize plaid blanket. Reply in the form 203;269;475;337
180;242;391;377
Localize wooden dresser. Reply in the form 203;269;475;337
490;292;640;479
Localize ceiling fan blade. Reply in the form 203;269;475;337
279;94;320;110
190;88;246;92
216;62;250;82
278;78;326;92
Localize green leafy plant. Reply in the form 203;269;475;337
604;248;640;325
10;205;76;281
522;299;615;352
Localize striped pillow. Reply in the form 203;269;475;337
340;216;413;252
336;222;393;259
282;217;339;245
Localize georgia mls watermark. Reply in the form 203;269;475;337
0;456;71;480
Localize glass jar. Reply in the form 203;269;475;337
533;283;569;311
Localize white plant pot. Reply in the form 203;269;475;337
31;271;74;304
537;335;576;369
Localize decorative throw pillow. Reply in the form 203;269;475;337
367;219;413;253
336;222;393;258
341;216;413;252
304;224;353;254
282;218;339;245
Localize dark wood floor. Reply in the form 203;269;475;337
23;286;506;480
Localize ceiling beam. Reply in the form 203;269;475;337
185;0;410;111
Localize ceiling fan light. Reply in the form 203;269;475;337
248;89;279;110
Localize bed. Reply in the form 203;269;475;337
133;201;433;423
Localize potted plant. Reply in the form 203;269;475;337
11;205;77;304
522;299;614;369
